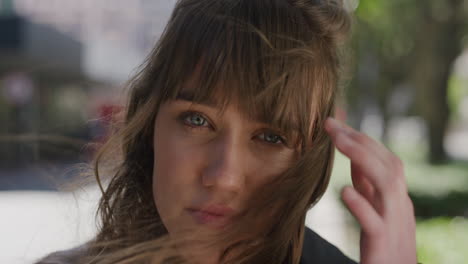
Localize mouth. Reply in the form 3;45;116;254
187;205;235;228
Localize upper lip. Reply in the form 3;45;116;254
189;204;235;217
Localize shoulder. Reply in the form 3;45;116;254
300;227;357;264
34;244;88;264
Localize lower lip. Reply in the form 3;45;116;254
188;209;231;228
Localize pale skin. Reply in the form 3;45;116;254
153;97;296;263
325;118;417;264
152;92;417;263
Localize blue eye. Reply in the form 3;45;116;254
258;131;286;145
182;112;209;127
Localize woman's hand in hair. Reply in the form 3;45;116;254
324;117;417;264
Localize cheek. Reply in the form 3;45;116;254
153;128;208;190
152;121;207;232
247;148;296;185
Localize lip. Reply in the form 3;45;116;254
187;205;235;228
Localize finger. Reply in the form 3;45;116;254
351;163;375;202
324;118;375;199
344;129;406;182
326;123;388;192
325;118;407;198
341;186;382;237
325;118;390;165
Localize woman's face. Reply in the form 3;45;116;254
152;88;297;259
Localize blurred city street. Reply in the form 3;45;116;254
0;186;99;264
1;0;468;264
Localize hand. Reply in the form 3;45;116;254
324;117;417;264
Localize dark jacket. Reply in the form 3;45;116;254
37;227;357;264
300;227;357;264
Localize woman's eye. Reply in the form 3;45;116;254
258;131;286;145
181;112;210;128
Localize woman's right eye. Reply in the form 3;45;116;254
180;111;211;128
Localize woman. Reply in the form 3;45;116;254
38;0;417;263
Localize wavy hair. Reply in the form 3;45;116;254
59;0;351;263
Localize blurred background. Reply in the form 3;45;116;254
0;0;466;263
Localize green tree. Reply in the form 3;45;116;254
349;0;468;163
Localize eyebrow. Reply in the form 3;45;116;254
176;90;300;137
175;90;218;107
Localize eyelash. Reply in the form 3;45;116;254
179;111;212;129
178;111;288;146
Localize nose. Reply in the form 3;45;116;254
202;134;246;194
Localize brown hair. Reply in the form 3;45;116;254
73;0;351;263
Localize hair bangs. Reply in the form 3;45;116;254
76;0;351;263
156;0;332;150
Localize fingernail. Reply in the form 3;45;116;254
328;117;352;135
342;186;356;200
327;117;345;132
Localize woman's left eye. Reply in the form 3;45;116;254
258;131;286;145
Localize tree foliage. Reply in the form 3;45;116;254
348;0;468;163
